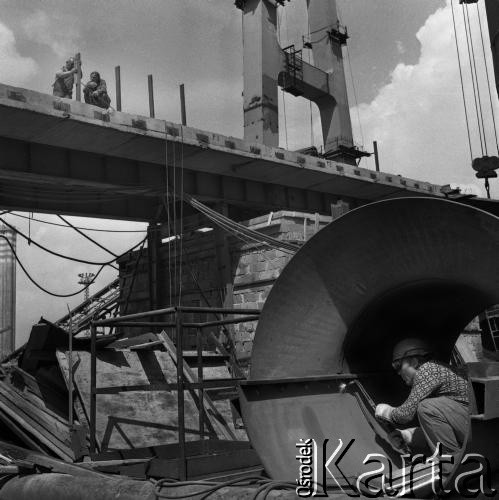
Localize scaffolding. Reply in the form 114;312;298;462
89;306;260;480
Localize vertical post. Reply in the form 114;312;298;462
180;84;187;126
175;309;187;480
115;66;122;111
75;53;82;102
373;140;380;172
148;74;155;118
196;327;204;442
67;308;74;428
90;323;97;454
147;224;159;313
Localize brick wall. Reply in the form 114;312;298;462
118;211;333;361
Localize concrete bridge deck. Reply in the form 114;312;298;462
0;83;446;221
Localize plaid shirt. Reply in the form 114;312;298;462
391;360;469;425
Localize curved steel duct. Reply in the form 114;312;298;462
240;197;499;484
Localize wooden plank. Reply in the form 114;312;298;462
58;350;204;450
0;396;74;461
0;440;110;479
0;381;71;432
0;408;47;454
158;332;236;440
7;367;68;420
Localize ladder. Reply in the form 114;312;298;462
479;306;499;353
56;278;120;334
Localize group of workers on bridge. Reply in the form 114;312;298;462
52;56;111;110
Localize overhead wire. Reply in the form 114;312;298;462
465;1;488;154
57;215;119;271
165;125;173;306
0;216;146;266
6;212;146;233
451;0;474;162
476;1;499;155
184;194;300;253
178;127;185;306
306;10;314;147
336;3;364;148
173;134;178;302
277;5;289;149
462;1;486;155
0;234;107;298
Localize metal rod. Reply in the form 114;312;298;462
148;74;155;118
180;83;187;126
178;306;261;314
373;141;380;172
93;306;260;326
67;305;74;427
110;321;177;328
93;307;177;325
183;315;260;329
239;372;386;386
75;53;82;102
196;328;204;441
115;66;121;111
175;311;187;480
90;323;97;453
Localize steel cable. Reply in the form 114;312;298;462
476;1;499;155
462;2;486;155
451;0;474;162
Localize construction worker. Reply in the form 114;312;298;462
375;338;470;479
52;57;81;99
83;71;111;109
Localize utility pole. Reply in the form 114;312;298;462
78;272;95;302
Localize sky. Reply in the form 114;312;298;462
0;0;498;345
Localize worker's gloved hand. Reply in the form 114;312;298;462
387;428;415;453
387;429;406;452
375;403;394;422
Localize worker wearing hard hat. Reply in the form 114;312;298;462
375;338;470;472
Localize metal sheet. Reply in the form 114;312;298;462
241;198;499;482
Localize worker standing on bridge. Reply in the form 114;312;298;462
83;71;111;109
375;338;470;480
52;57;81;99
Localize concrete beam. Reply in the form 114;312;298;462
0;83;442;221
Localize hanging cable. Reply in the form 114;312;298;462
178;127;185;306
451;0;474;162
165;126;173;306
465;1;488;154
184;194;300;253
346;45;364;148
58;215;119;268
306;9;314;147
476;1;499;155
0;216;146;266
6;212;146;233
277;7;289;149
462;2;486;155
172;139;178;303
0;234;107;298
282;91;289;149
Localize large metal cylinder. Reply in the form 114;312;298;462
0;224;16;359
240;198;499;484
